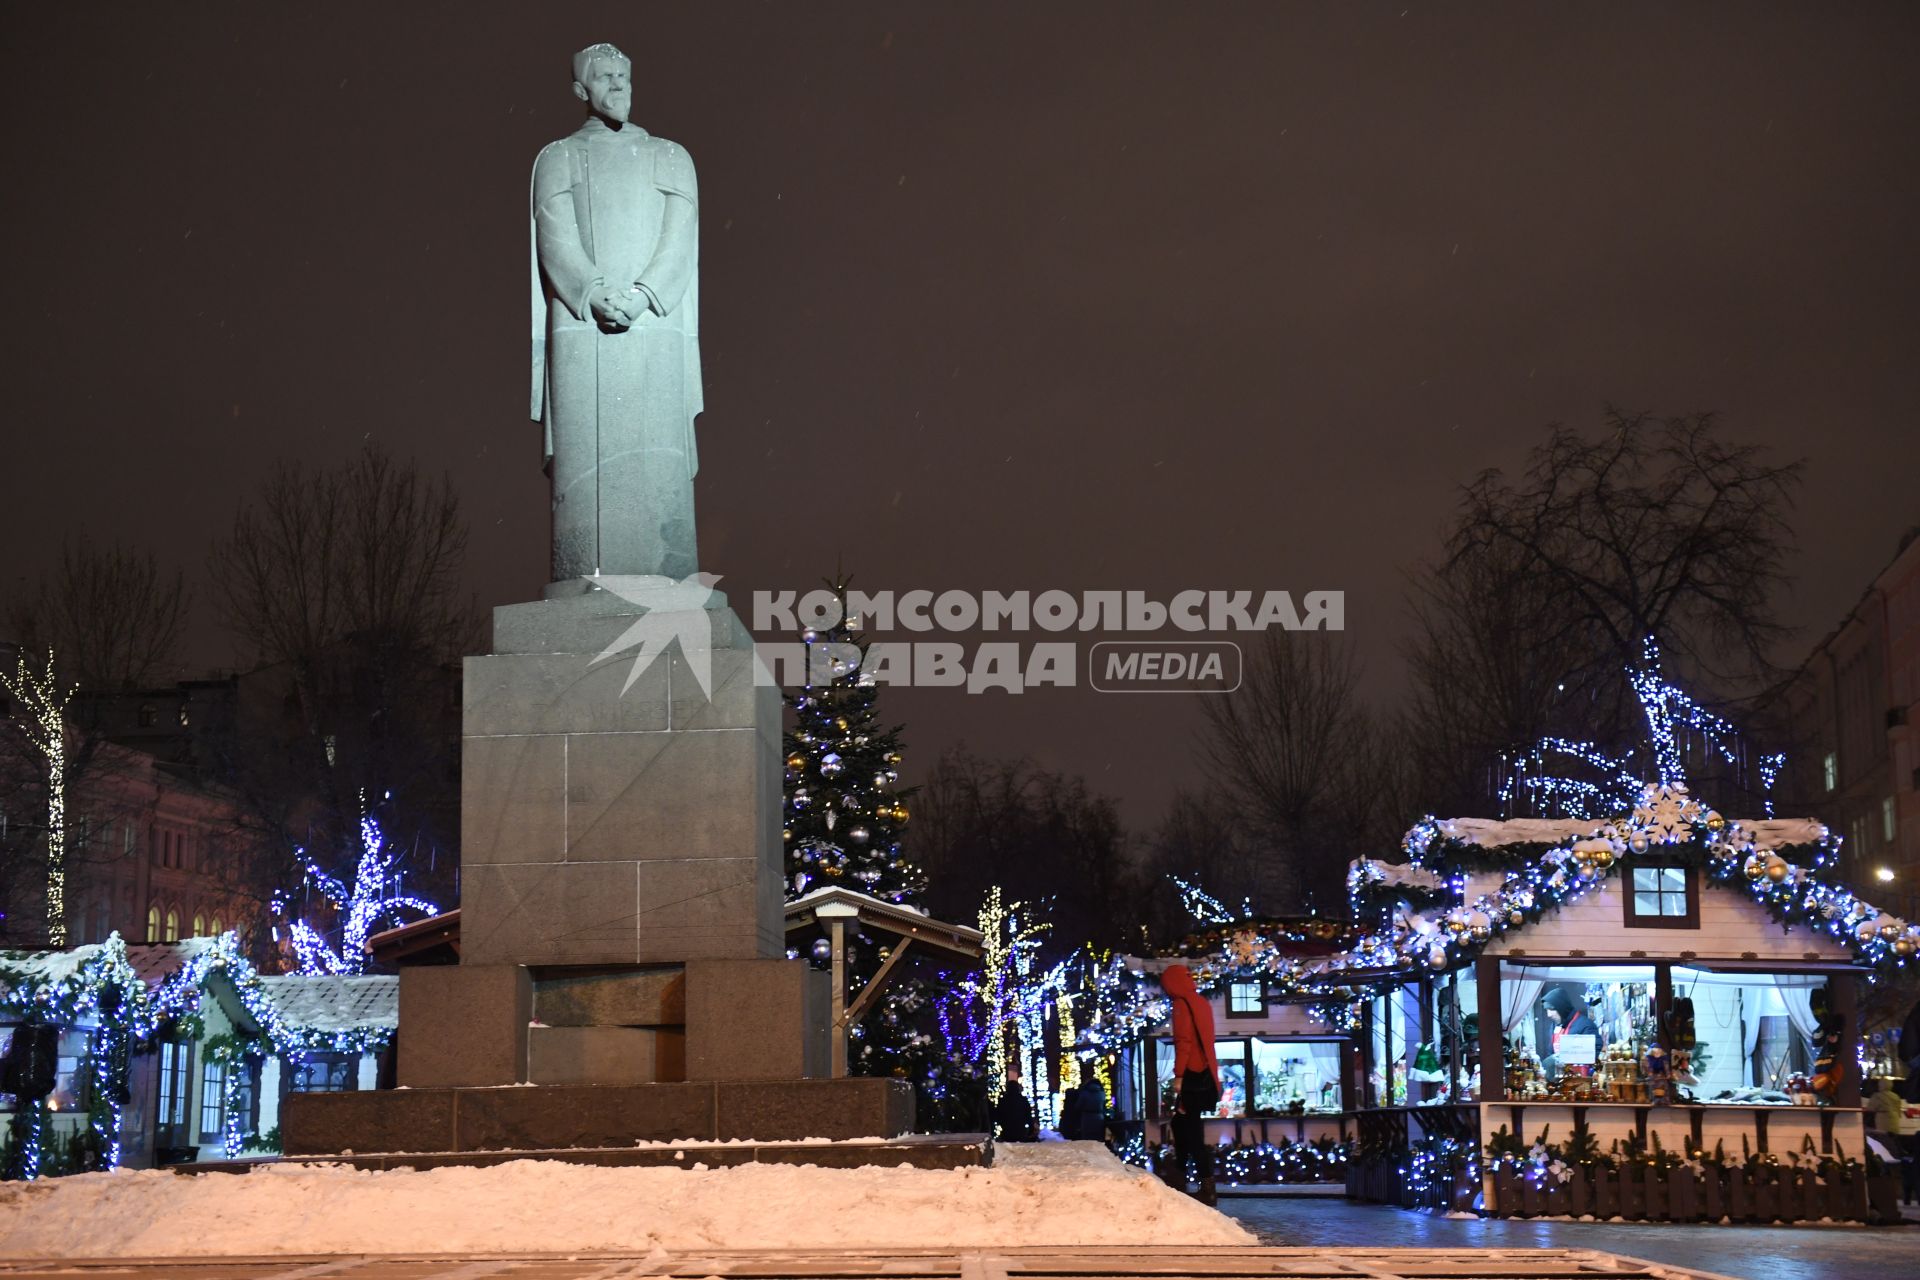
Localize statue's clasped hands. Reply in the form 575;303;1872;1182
589;284;652;331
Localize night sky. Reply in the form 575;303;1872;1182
4;4;1916;826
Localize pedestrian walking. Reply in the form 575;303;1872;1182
993;1067;1038;1143
1058;1077;1108;1142
1161;964;1221;1205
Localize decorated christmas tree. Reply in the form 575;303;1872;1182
783;596;922;905
781;588;945;1086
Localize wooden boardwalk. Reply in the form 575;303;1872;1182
0;1245;1741;1280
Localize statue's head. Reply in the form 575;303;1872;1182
572;43;632;125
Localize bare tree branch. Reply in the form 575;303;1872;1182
6;540;189;693
1415;409;1801;815
1446;410;1801;692
205;443;472;915
1194;631;1388;910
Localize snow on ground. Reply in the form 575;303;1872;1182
0;1142;1253;1259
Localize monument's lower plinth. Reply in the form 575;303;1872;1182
282;1078;917;1154
397;957;831;1088
191;1131;991;1174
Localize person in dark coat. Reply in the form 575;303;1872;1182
1162;964;1221;1204
992;1068;1038;1142
1542;988;1597;1043
1058;1077;1108;1142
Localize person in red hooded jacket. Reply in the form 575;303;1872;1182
1160;964;1220;1204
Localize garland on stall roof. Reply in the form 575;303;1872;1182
1290;782;1920;990
140;933;395;1158
0;932;397;1177
0;934;142;1176
1193;644;1920;1005
1192;781;1918;1012
1341;781;1920;981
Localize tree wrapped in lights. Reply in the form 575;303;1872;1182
1170;875;1251;926
1502;637;1785;821
272;810;437;976
1;650;74;947
1064;948;1165;1112
936;888;1071;1126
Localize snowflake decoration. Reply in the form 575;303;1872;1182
1228;929;1260;966
1706;818;1755;861
1614;780;1710;849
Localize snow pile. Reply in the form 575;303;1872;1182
0;1142;1251;1259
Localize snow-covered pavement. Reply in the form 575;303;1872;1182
0;1142;1252;1260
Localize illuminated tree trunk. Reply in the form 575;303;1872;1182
2;651;73;947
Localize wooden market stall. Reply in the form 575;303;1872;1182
1113;917;1360;1184
1323;794;1907;1222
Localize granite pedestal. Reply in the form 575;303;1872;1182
460;583;783;968
304;577;886;1162
394;956;828;1090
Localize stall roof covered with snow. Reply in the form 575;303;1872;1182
1327;784;1898;984
253;973;398;1037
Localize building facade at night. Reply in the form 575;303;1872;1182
0;737;265;952
1766;531;1920;918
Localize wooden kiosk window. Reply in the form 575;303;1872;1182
1622;863;1699;928
1225;979;1267;1019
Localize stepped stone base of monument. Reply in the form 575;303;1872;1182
281;1078;916;1156
396;959;829;1088
187;1132;991;1175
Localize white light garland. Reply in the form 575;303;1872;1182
2;651;74;947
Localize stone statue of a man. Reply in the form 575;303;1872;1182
531;43;703;584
